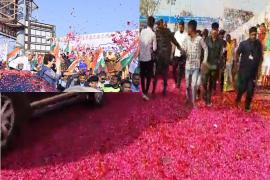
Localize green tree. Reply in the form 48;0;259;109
140;0;160;17
140;0;177;17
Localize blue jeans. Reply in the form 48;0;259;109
185;69;199;104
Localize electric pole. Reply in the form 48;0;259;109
16;0;26;53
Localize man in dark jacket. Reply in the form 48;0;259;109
235;27;263;112
203;22;224;106
213;30;226;92
152;19;182;96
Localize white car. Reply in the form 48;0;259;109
0;89;103;151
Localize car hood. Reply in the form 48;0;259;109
64;86;102;93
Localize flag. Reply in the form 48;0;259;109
92;48;103;70
53;43;60;57
50;38;60;57
7;47;20;62
50;37;56;52
128;59;139;74
64;41;70;53
267;31;270;50
94;49;105;74
67;59;79;73
50;43;56;52
120;51;134;68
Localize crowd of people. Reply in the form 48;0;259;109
224;8;254;32
139;16;264;112
258;22;270;89
0;48;141;93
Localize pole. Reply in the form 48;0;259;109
169;1;172;25
27;0;31;51
16;0;26;54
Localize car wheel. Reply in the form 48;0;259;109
1;94;31;152
1;95;16;150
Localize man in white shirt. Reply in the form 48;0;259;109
139;16;157;101
8;50;34;71
182;20;208;107
173;20;188;88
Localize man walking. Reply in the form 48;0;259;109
153;19;181;96
139;16;157;100
235;27;263;112
182;20;208;107
203;22;223;106
173;20;188;89
215;30;227;92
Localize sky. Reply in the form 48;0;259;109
157;0;269;17
32;0;140;37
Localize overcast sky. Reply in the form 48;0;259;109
156;0;269;17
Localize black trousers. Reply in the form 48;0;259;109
152;58;169;94
236;72;256;109
140;61;154;95
214;63;225;92
203;68;217;104
173;55;186;87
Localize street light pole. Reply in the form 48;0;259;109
169;1;172;24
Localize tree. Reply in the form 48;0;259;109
140;0;177;17
140;0;160;17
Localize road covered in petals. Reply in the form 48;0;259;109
1;79;270;179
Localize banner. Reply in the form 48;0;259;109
140;16;218;25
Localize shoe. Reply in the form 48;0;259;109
245;108;251;113
142;94;150;101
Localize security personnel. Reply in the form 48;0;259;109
152;20;182;96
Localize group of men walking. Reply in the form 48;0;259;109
139;16;263;112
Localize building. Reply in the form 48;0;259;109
25;20;56;54
0;0;55;55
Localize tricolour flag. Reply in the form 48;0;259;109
7;47;20;62
267;33;270;50
50;38;60;57
53;43;60;57
64;41;70;53
94;49;105;74
67;59;79;73
120;52;134;68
